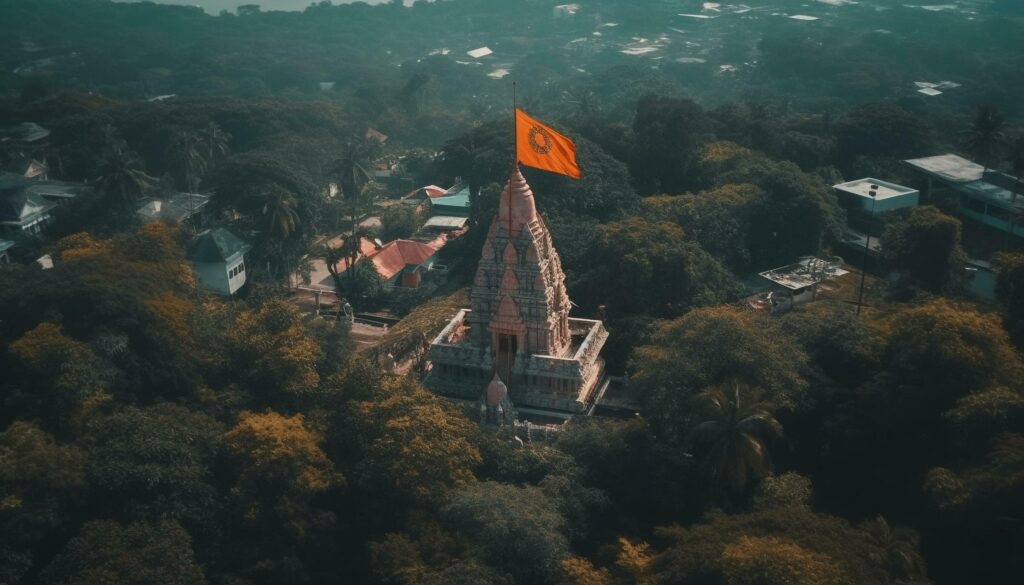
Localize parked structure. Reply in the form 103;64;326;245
187;228;251;296
425;167;608;420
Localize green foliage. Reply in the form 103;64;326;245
83;404;224;524
881;206;967;293
380;205;422;242
350;377;481;503
574;217;740;317
630;307;808;442
41;519;206;585
441;481;569;585
994;251;1024;346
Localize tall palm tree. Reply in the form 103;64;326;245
328;136;378;228
687;381;784;501
95;139;156;208
261;188;300;240
964;105;1006;172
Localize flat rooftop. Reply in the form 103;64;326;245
759;257;849;291
833;178;917;200
904;154;984;183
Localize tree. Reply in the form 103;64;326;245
881;205;967;293
860;516;928;584
41;519;206;585
83;404;224;524
963;105;1006;172
226;410;342;498
95;134;156;208
719;536;852;585
349;377;481;503
994;251;1024;346
574;217;740;317
834;103;932;167
380;205;421;242
630;307;807;443
687;382;784;500
630;95;711;195
441;481;569;585
260;186;301;239
227;300;322;404
328;136;379;223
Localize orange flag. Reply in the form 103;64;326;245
515;108;580;180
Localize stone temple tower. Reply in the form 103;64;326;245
425;166;608;418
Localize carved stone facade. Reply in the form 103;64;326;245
425;167;607;416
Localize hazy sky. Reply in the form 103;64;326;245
114;1;401;14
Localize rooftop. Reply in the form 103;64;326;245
0;122;50;144
905;154;1024;212
833;178;917;201
423;215;468;230
904;154;984;183
187;228;250;263
759;257;849;291
137;193;210;223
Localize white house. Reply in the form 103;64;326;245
187;228;251;296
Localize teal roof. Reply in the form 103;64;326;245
187;228;250;263
0;239;13;253
430;186;470;209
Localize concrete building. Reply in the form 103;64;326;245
905;154;1024;238
425;167;608;420
187;228;251;296
833;178;918;215
0;180;55;235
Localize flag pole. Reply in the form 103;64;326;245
509;81;517;236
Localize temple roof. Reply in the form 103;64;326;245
496;166;539;234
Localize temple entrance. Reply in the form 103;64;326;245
496;334;517;390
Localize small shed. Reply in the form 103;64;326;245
187;228;251;296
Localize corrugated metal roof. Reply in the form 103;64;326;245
187;228;250;263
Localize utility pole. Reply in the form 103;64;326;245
853;186;879;316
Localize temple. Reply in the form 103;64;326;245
424;166;608;419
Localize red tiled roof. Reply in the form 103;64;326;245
369;239;439;280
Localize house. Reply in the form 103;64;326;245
137;193;210;226
0;239;12;263
0;179;56;234
749;257;849;314
331;234;447;289
429;185;471;217
905;154;1024;238
187;228;251;296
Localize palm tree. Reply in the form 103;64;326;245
328;136;378;229
862;515;928;583
261;188;300;240
687;381;784;501
964;105;1006;172
199;122;231;166
95;137;156;208
340;227;374;283
169;130;206;193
